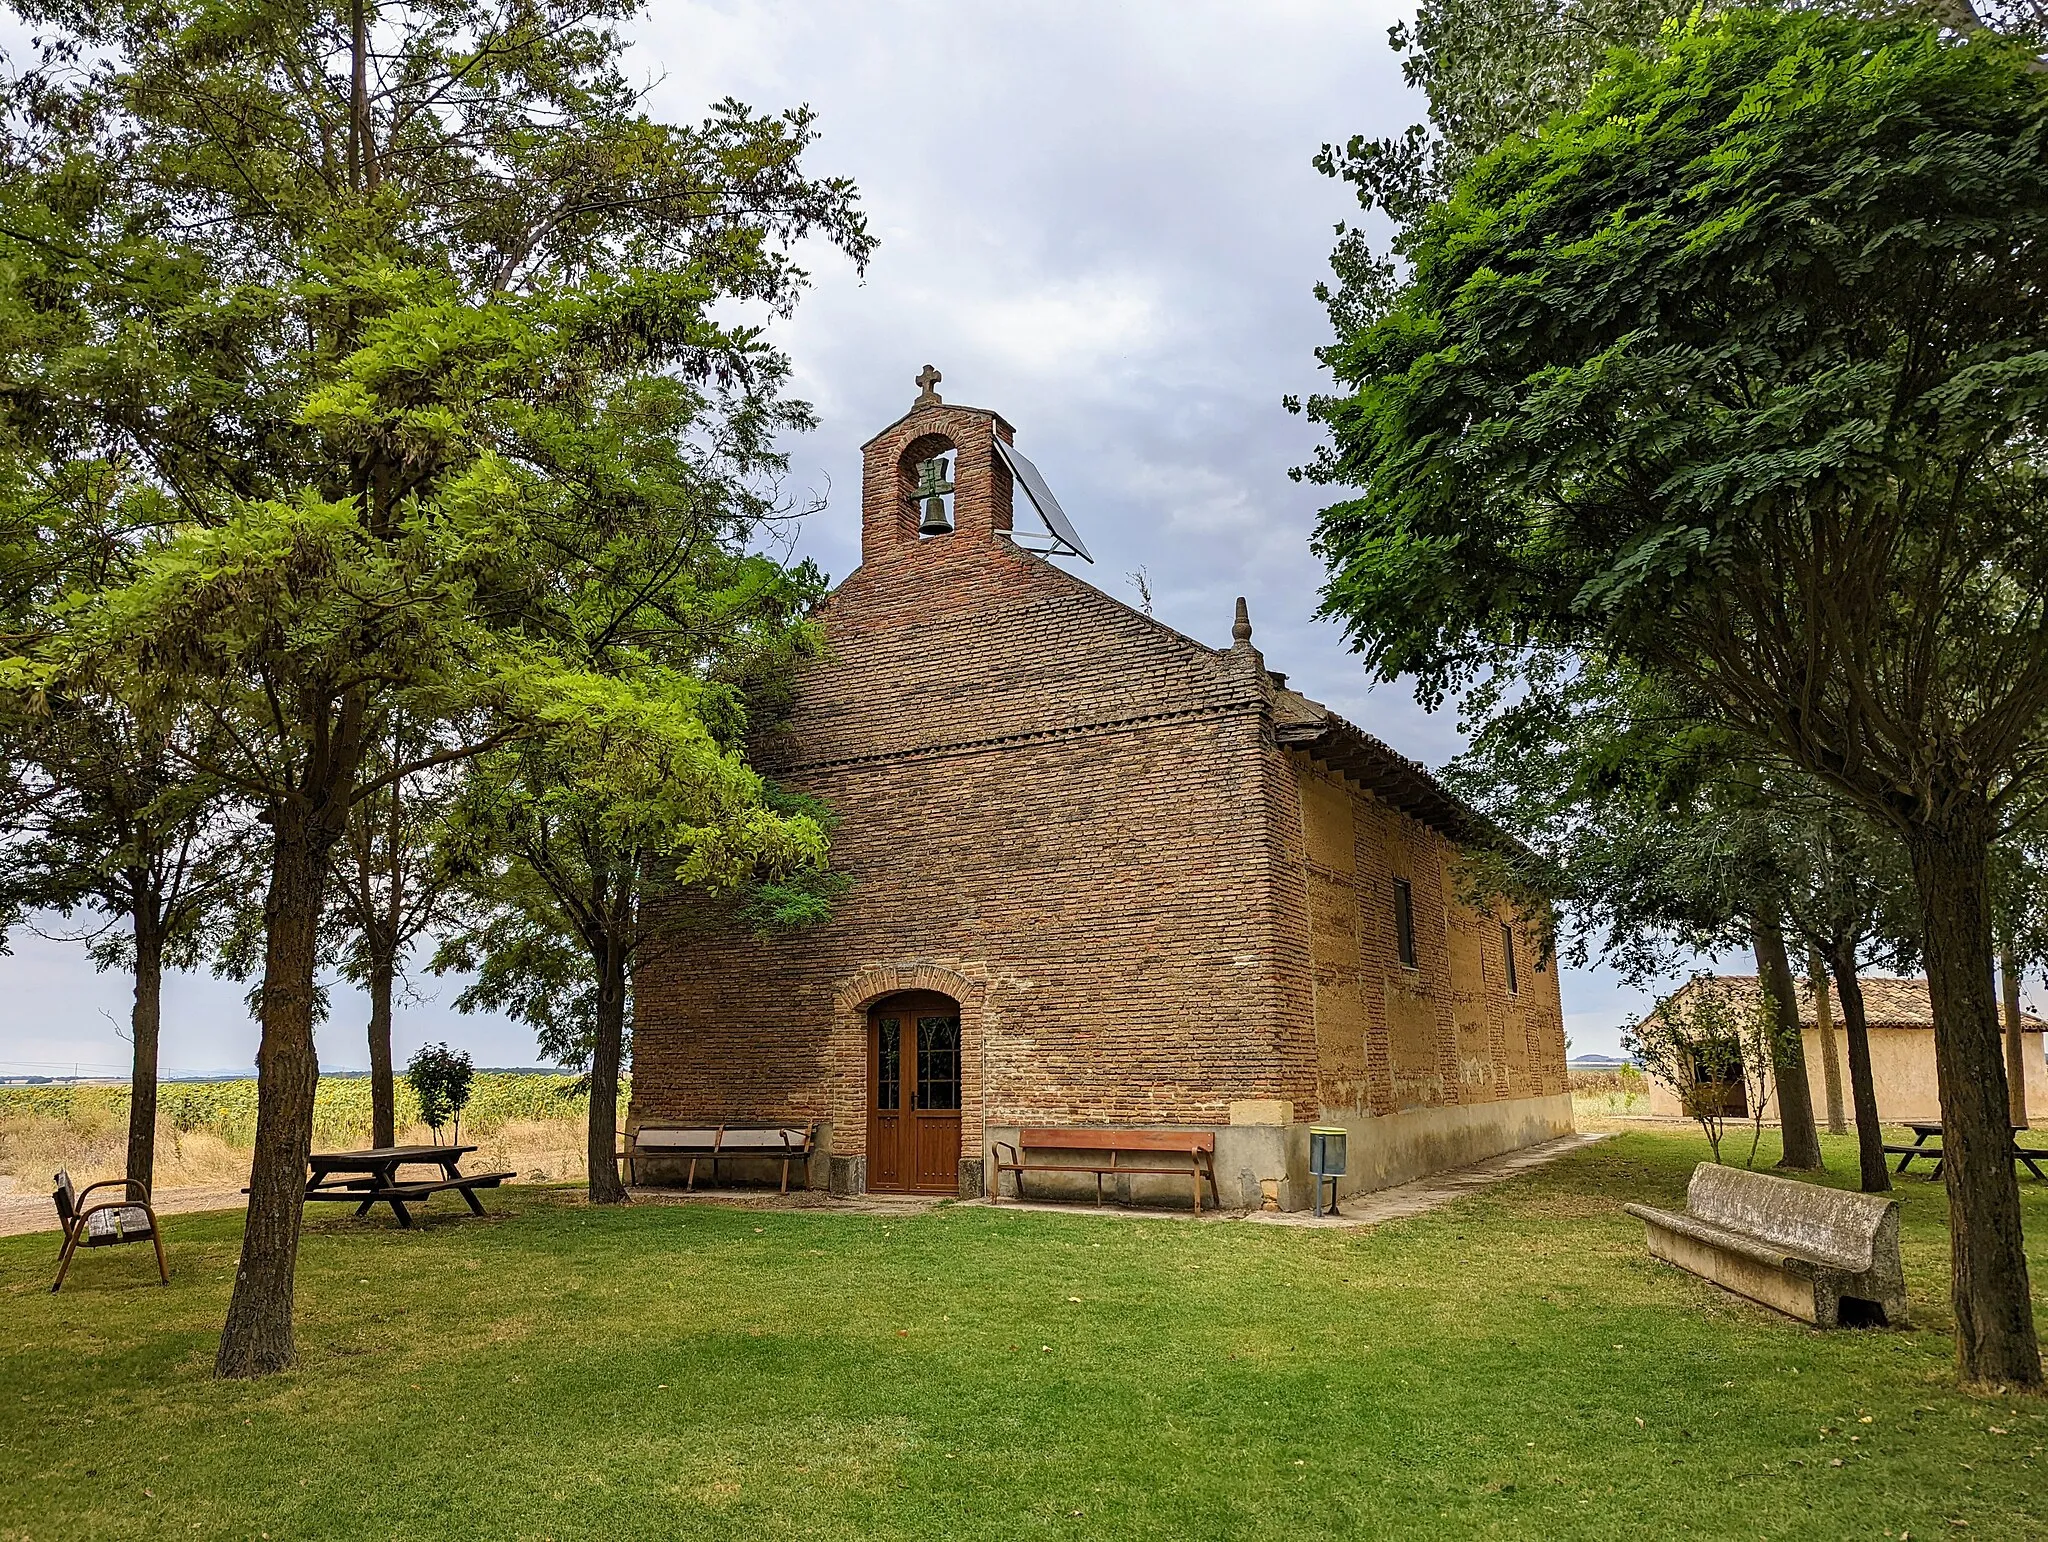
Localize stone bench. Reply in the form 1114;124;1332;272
1623;1163;1907;1328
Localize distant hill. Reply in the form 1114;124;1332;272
1567;1054;1637;1071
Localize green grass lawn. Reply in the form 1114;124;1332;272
3;1127;2044;1541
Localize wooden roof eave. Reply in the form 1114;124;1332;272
1274;718;1530;861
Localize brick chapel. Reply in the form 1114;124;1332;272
629;373;1572;1210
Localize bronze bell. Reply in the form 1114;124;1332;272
915;455;954;535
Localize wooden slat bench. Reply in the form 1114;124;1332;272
992;1128;1221;1214
301;1171;514;1226
622;1121;817;1193
1624;1163;1907;1328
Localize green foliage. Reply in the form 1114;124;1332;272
1307;12;2048;786
0;0;870;921
1319;0;1683;220
436;669;833;1071
1441;657;1921;981
405;1043;475;1143
1302;3;2048;352
734;783;854;933
0;698;251;974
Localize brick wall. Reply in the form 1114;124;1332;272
631;398;1309;1172
1290;759;1569;1116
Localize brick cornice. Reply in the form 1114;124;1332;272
774;697;1270;778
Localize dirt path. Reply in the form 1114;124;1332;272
0;1181;250;1240
0;1132;1609;1239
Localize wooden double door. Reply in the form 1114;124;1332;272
867;992;962;1193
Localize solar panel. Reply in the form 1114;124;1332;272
994;437;1094;563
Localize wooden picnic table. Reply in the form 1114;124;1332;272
303;1145;514;1228
1884;1121;2048;1182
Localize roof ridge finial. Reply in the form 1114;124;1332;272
1231;596;1253;647
914;364;942;408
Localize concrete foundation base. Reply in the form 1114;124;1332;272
1316;1093;1577;1203
957;1157;985;1199
828;1154;866;1197
981;1094;1575;1213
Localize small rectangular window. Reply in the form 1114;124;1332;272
1393;878;1417;968
1502;922;1519;994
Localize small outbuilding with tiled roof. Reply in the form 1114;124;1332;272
629;380;1571;1210
1643;975;2048;1126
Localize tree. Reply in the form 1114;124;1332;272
329;715;463;1148
1443;662;1828;1166
1305;11;2048;1383
1778;801;1923;1190
1627;977;1781;1165
437;676;829;1204
0;0;869;1378
406;1041;474;1145
0;368;250;1195
0;703;246;1192
1447;651;1921;1193
1307;1;2048;375
1990;827;2048;1126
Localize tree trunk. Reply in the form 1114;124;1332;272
1810;947;1848;1135
1828;943;1890;1194
126;907;164;1196
1905;813;2042;1389
215;815;334;1379
367;946;397;1148
1753;910;1824;1169
586;941;629;1205
2002;952;2029;1131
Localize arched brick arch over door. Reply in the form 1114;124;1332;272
830;962;987;1197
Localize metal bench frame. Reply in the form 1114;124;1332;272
51;1173;168;1293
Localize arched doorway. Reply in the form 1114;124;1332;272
867;991;962;1192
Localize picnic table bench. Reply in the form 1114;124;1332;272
620;1121;817;1192
992;1128;1221;1214
1625;1163;1907;1328
1883;1121;2048;1181
297;1145;514;1228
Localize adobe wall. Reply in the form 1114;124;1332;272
1647;1024;2048;1126
630;396;1313;1197
1288;757;1573;1197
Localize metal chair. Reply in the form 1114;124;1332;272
50;1170;168;1293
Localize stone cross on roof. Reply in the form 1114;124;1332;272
914;364;942;408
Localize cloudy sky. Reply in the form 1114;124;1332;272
4;0;1712;1080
